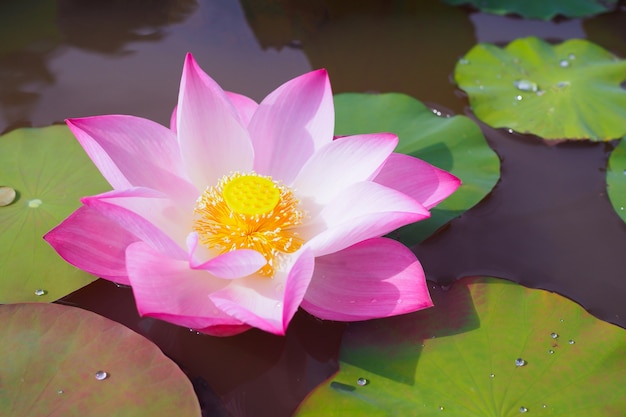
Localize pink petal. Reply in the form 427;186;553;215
186;232;267;278
170;106;177;133
374;153;461;210
177;53;254;189
280;247;315;332
293;133;398;204
196;324;251;337
301;237;432;321
209;248;315;335
170;92;257;133
126;241;246;331
43;206;138;284
66;116;197;202
225;91;258;126
82;188;189;260
303;181;430;256
249;69;334;183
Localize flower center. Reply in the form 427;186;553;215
222;174;280;216
193;173;304;276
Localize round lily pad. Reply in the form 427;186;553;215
0;303;200;417
334;93;500;245
606;137;626;223
454;37;626;141
295;277;626;416
0;126;110;303
443;0;617;20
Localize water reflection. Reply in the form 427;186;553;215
470;12;585;43
413;124;626;329
0;0;312;133
241;0;476;114
0;0;59;132
57;0;198;54
0;0;198;133
584;8;626;57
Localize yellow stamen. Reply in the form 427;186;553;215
193;173;304;276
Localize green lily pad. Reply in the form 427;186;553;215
442;0;617;20
606;137;626;222
334;93;500;245
295;277;626;416
0;126;110;303
454;37;626;141
0;303;200;416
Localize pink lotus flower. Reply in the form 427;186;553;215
44;53;460;336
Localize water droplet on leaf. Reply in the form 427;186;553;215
490;373;495;378
95;371;108;381
515;358;526;367
57;389;64;395
569;339;575;344
520;406;528;413
549;349;554;354
514;79;538;92
559;59;570;67
357;377;368;386
28;199;42;208
551;332;559;339
439;406;445;411
0;186;16;206
34;289;47;296
515;95;523;101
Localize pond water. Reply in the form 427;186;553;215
2;1;626;416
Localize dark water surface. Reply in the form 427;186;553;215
3;1;626;416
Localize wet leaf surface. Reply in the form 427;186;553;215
443;0;617;20
295;277;626;416
0;303;201;417
0;126;110;303
58;279;346;417
455;37;626;140
334;93;500;245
